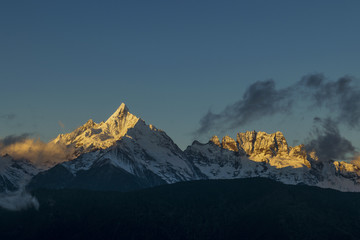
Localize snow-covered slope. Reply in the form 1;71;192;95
185;132;360;191
0;155;39;193
59;119;202;183
29;104;203;191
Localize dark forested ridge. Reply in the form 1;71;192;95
2;178;360;240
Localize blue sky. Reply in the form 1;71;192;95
1;0;360;150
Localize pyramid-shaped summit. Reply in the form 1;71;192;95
105;103;139;136
106;103;130;122
52;103;140;152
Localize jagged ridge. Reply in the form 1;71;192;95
3;103;360;193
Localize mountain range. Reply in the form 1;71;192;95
2;103;360;193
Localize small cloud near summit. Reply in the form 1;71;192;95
58;120;65;129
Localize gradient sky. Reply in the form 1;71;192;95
1;0;360;150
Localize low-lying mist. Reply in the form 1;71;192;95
0;189;39;211
0;134;74;168
0;135;75;211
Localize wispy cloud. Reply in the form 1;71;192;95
0;189;39;211
0;113;16;121
58;120;65;129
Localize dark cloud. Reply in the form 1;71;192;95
0;134;32;147
196;79;293;135
0;114;16;120
305;118;356;161
300;74;360;128
298;73;325;88
196;74;360;135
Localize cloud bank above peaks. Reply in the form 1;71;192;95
195;74;360;135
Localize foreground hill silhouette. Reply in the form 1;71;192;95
2;178;360;240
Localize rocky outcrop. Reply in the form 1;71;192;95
333;161;360;182
209;136;221;147
237;131;257;154
237;131;289;157
221;136;238;152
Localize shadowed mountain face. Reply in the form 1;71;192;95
3;178;360;240
23;103;360;193
28;160;166;191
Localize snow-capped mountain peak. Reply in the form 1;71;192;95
105;103;131;123
29;104;202;191
52;103;140;153
104;103;139;137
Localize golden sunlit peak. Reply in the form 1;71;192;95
105;103;130;122
209;136;221;147
117;103;128;112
